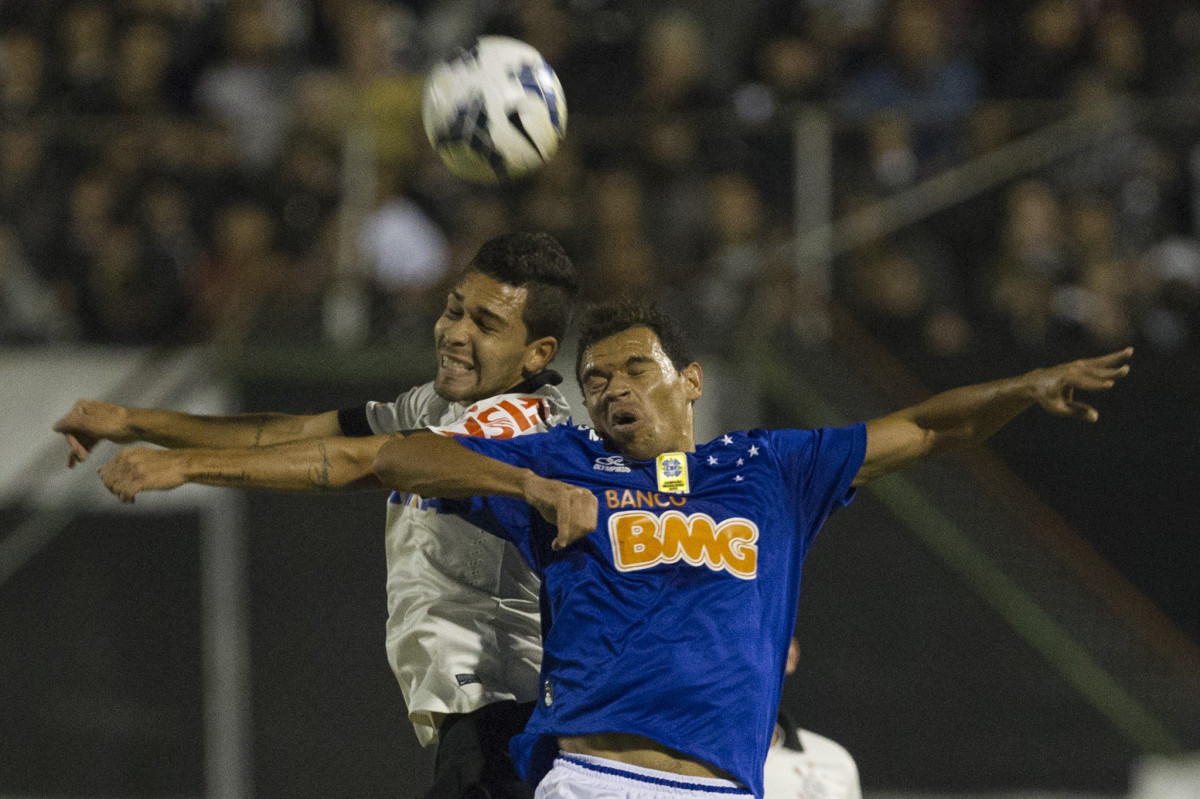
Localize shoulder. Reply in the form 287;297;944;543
703;428;806;463
530;423;603;460
745;424;867;455
395;382;449;423
364;382;446;434
400;382;444;413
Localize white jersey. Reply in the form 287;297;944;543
364;380;572;746
763;725;861;799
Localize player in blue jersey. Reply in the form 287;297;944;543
372;300;1133;799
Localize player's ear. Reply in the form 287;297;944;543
682;362;702;402
523;336;558;374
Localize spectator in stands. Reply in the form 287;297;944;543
585;168;658;306
864;110;918;191
692;172;772;348
0;121;61;281
138;178;203;305
289;68;354;146
840;193;972;360
742;4;832;107
635;8;724;277
178;121;248;235
51;170;121;309
841;0;981;172
636;8;723;173
1050;69;1166;256
990;179;1071;348
1093;12;1147;95
0;28;47;119
112;19;173;114
441;191;513;276
999;0;1089;99
0;223;73;344
195;201;292;348
1138;236;1200;351
515;140;588;261
328;0;425;169
77;225;191;345
1050;196;1136;348
52;1;113;114
1143;2;1200;97
194;2;291;173
268;130;342;261
358;166;451;339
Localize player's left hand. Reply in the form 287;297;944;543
1028;347;1132;422
99;447;185;503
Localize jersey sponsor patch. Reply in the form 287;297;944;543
431;394;545;439
608;510;759;579
455;673;481;687
656;452;689;494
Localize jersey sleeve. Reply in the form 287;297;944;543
764;423;867;541
364;385;435;434
432;428;556;572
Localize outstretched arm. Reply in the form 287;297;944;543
54;399;342;467
374;432;597;550
854;347;1132;485
100;435;387;500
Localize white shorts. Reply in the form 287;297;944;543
534;753;752;799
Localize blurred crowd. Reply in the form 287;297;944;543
1;0;1199;365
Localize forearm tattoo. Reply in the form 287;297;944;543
308;442;332;490
248;415;273;448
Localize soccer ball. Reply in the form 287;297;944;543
421;36;567;184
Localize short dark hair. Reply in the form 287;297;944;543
468;232;580;343
575;300;694;384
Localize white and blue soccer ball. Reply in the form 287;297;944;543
421;36;567;184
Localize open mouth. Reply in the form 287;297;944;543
608;408;640;434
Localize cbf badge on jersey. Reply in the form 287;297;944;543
656;452;690;494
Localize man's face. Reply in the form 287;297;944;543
432;271;538;403
579;326;701;461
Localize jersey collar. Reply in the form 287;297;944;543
508;369;563;394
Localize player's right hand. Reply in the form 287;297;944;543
99;447;185;503
53;399;134;467
523;474;598;550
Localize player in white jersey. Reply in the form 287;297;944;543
764;639;860;799
365;377;571;763
55;232;581;799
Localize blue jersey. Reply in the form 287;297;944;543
441;423;866;798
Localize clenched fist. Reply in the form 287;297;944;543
99;448;184;503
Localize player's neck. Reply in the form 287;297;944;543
619;433;695;462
